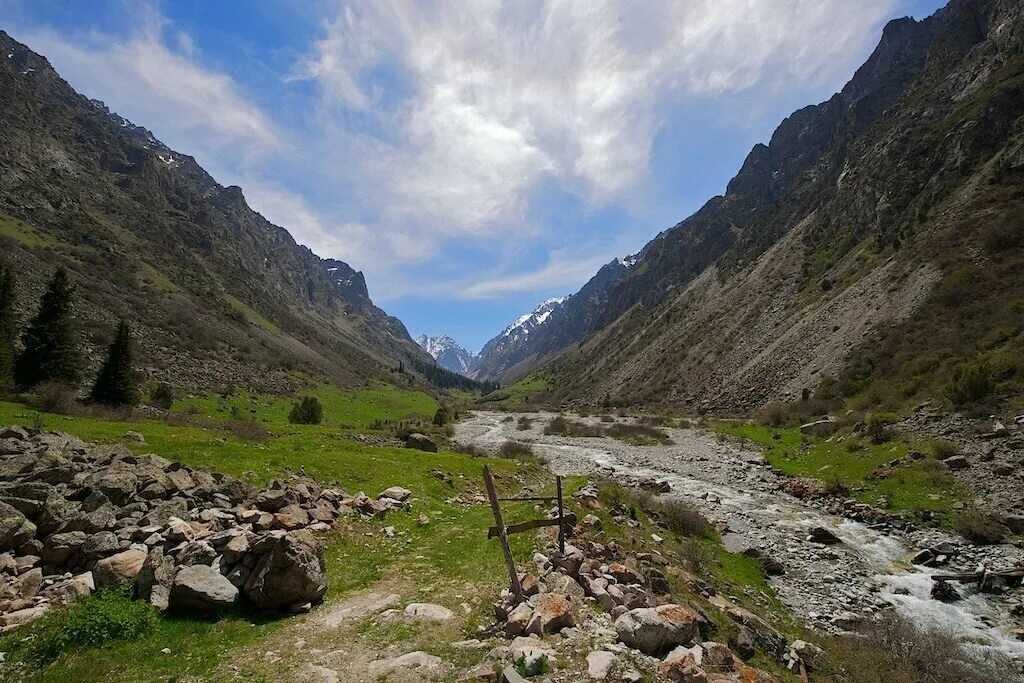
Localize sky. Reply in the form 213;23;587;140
0;0;946;352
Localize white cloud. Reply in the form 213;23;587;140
297;0;899;236
17;24;279;167
459;251;613;300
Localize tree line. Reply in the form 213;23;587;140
405;356;499;393
0;264;138;406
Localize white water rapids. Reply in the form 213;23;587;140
455;411;1024;661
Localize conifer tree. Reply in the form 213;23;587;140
90;319;138;406
0;265;17;389
14;267;82;389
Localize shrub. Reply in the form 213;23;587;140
954;511;1008;545
844;436;866;452
227;419;270;441
29;381;78;414
928;439;960;459
821;613;1016;683
945;359;996;407
864;412;898;443
499;440;534;461
149;382;175;410
543;415;604;437
516;416;533;431
653;499;712;538
605;422;671;445
759;402;786;427
822;477;850;497
288;396;323;425
25;589;158;664
980;215;1023;253
432;406;451;426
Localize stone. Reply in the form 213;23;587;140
405;433;437;452
807;526;840;544
243;529;327;610
138;546;176;611
931;581;961;602
0;502;31;552
170;564;238;613
615;604;700;655
0;567;42;601
368;651;442;676
700;641;735;671
378;486;412;502
730;627;756;660
531;592;576;634
800;419;838;437
405;602;455;622
505;601;533;636
659;649;707;682
509;636;555;677
40;571;94;605
0;604;48;631
587;650;616;679
80;530;120;558
942;455;969;470
40;531;87;565
93;548;147;589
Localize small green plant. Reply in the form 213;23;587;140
499;440;535;461
23;589;158;664
148;382;175;410
30;411;45;431
516;416;533;431
928;439;960;460
945;359;996;407
864;412;898;443
288;396;323;425
653;499;712;538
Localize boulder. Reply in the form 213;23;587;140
405;433;437;452
138;546;176;611
0;567;42;601
587;650;616;679
378;486;412;503
659;649;707;682
509;636;556;677
404;602;455;622
170;564;238;613
505;601;533;636
40;572;94;605
93;548;147;589
41;530;88;566
528;593;576;634
615;604;700;655
0;502;32;552
807;526;841;544
942;455;969;470
243;529;326;610
800;419;838;437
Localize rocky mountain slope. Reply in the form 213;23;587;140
496;0;1024;414
0;30;434;394
415;335;477;375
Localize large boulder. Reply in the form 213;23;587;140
615;604;700;655
405;433;437;452
0;501;34;552
243;530;326;609
170;564;238;613
93;548;147;589
528;593;577;634
41;531;88;566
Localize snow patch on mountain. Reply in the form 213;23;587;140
417;334;478;375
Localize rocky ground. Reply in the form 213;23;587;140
0;425;417;641
455;411;1024;664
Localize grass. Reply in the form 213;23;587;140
0;391;549;681
173;382;437;431
0;214;56;249
478;372;551;405
222;293;282;334
718;423;965;524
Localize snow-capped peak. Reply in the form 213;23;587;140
500;296;568;338
617;252;640;268
417;334;478;375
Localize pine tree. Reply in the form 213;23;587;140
0;265;17;389
14;267;83;389
90;319;138;406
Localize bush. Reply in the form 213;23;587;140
980;215;1023;253
516;416;533;431
288;396;323;425
25;589;158;664
227;419;270;441
29;382;78;414
604;422;671;444
864;412;898;443
954;511;1008;545
821;613;1016;683
148;382;175;410
543;415;603;437
432;406;451;426
653;499;712;538
945;359;996;407
499;440;534;461
929;439;960;459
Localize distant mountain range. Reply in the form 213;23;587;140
473;0;1024;415
0;30;443;394
416;335;477;375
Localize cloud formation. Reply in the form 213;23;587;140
297;0;898;239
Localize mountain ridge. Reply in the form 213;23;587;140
416;334;478;375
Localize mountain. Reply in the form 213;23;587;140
473;256;640;382
0;30;435;394
416;335;477;375
493;0;1024;413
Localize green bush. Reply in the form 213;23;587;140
26;589;158;664
954;511;1007;545
288;396;323;425
149;382;176;410
432;406;451;426
945;359;996;407
864;412;898;443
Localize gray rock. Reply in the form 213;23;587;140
615;604;700;655
138;546;176;611
404;602;455;622
243;529;326;609
405;433;437;452
93;548;147;589
170;564;238;613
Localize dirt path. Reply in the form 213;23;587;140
455;411;1024;660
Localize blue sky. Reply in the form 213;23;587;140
0;0;945;352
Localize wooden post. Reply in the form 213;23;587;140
556;475;565;555
484;465;523;602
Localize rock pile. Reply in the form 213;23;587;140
489;537;797;680
0;426;410;631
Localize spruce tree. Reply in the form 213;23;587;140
0;265;17;389
90;319;138;406
14;267;83;389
